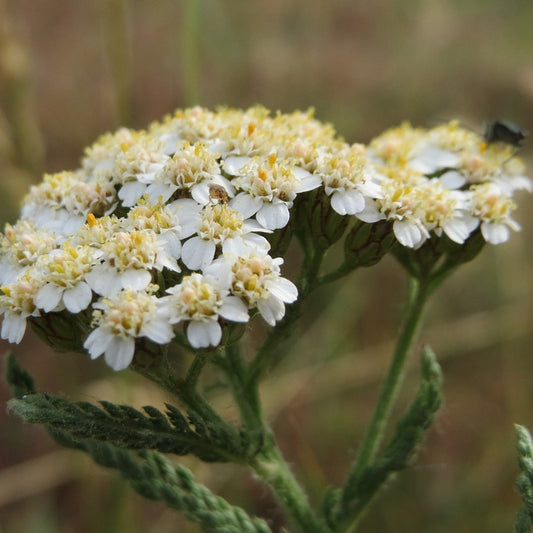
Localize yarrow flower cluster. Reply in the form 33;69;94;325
0;108;530;370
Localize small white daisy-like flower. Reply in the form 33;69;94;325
419;181;478;244
316;143;383;216
0;221;58;285
82;128;139;179
144;142;232;204
84;288;174;371
116;141;169;207
20;171;117;237
125;198;201;260
361;171;430;248
205;251;298;326
470;183;520;244
225;153;322;230
162;273;248;349
181;203;271;270
34;245;96;314
86;229;179;296
0;274;42;344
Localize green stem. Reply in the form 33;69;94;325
248;248;325;385
339;276;429;521
185;350;210;389
217;343;329;532
251;441;330;533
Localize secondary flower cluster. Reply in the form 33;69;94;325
0;107;530;370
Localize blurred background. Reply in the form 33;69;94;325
0;1;532;532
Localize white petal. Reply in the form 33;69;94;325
294;170;322;192
355;198;384;223
256;203;290;230
219;296;249;322
159;232;182;259
142;318;174;344
258;296;285;326
229;193;263;219
393;220;425;248
120;269;152;291
84;328;114;359
481;222;510;244
63;282;93;313
187;320;221;348
118;181;147;207
35;284;64;312
266;277;298;303
1;313;28;344
86;268;121;296
181;238;216;270
330;190;365;216
439;171;466;190
146;182;177;203
224;156;251;175
105;336;135;371
442;220;472;244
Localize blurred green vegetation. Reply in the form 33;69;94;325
0;1;532;532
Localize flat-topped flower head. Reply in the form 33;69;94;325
181;203;270;270
162;273;248;348
84;288;174;371
0;274;41;344
205;252;297;326
0;106;529;363
0;221;58;284
225;152;321;229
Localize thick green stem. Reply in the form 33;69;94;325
218;343;329;532
251;441;330;533
339;276;429;526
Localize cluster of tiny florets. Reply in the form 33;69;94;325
0;107;530;370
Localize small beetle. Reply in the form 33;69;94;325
484;120;528;147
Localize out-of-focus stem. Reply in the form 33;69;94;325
182;0;200;106
101;0;134;126
337;276;429;532
0;0;44;175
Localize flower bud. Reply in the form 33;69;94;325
343;220;395;269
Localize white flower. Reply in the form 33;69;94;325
34;246;96;314
115;143;169;207
180;203;271;270
409;142;461;174
0;276;41;344
144;142;232;205
125;199;201;260
161;273;248;348
316;144;383;216
84;289;174;371
470;183;520;244
0;221;58;285
205;251;297;326
225;153;321;229
86;229;179;296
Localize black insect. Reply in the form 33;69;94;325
484;120;528;147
